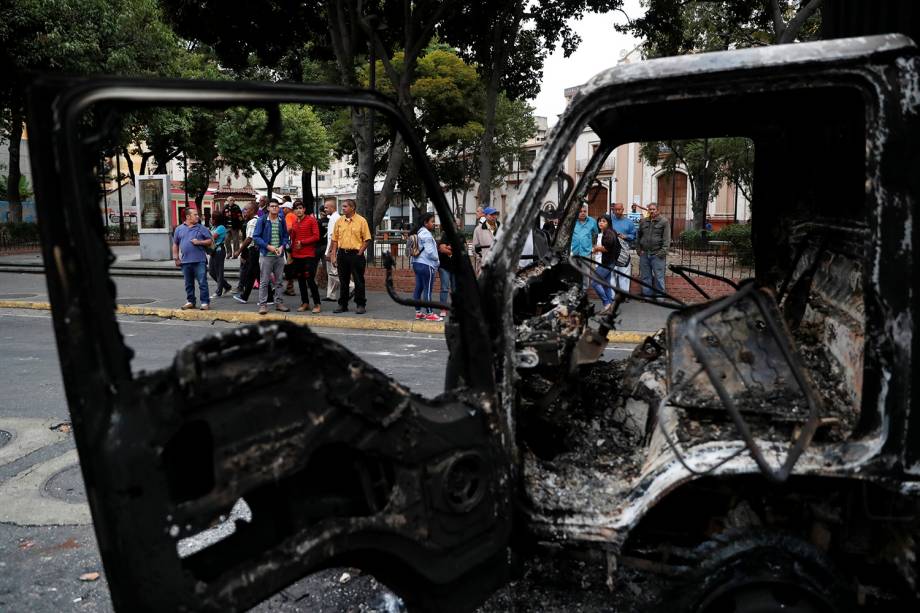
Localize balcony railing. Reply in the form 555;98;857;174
575;157;615;173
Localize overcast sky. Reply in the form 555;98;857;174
532;0;644;125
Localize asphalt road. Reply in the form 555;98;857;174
0;306;634;612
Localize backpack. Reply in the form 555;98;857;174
407;232;422;257
616;236;631;267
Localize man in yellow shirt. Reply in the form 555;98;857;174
329;199;371;314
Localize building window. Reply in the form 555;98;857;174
524;149;537;170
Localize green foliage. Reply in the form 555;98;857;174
217;104;331;195
619;0;822;58
714;222;752;254
679;224;752;265
0;222;40;243
1;0;180;87
678;228;707;249
0;175;32;199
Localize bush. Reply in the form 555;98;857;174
715;223;753;266
714;223;752;251
679;229;707;249
0;222;41;243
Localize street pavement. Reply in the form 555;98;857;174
0;260;647;612
0;308;472;612
0;245;661;612
0;246;671;337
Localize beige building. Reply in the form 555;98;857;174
561;83;751;235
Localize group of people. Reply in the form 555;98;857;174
571;201;671;307
172;194;673;317
172;195;371;315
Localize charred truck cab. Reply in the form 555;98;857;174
483;34;920;610
26;35;920;611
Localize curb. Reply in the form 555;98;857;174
0;300;649;343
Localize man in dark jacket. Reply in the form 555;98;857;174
637;203;671;299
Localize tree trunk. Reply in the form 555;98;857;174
373;132;406;229
476;70;501;208
6;105;24;224
691;173;709;230
475;5;523;209
301;164;314;205
121;147;137;183
350;109;373;219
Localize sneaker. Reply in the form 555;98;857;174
200;304;210;311
276;303;290;312
439;310;448;317
355;306;366;314
232;294;247;304
180;302;195;310
415;312;424;320
258;304;268;315
297;303;309;312
333;307;348;314
425;313;443;321
311;305;321;314
210;293;221;299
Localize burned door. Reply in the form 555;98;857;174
25;78;510;612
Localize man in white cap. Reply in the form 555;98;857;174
472;206;500;276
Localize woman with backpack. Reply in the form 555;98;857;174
409;212;441;321
208;210;233;298
590;214;621;311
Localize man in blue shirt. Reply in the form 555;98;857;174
172;208;213;310
571;203;598;259
610;203;637;294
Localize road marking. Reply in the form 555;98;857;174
0;418;69;466
0;449;91;526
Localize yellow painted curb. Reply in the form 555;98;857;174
0;300;51;311
0;299;648;343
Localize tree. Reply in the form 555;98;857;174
1;0;180;222
441;0;624;209
640;137;754;230
626;1;819;229
217;104;331;198
619;0;822;58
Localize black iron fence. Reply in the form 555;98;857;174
0;223;41;253
103;224;139;242
669;237;754;280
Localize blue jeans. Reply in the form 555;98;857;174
438;267;453;306
412;262;436;314
590;264;615;306
181;261;209;305
639;252;667;298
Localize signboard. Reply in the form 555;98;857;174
136;175;169;233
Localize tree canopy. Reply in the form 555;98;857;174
217;105;332;198
1;0;181;221
619;0;822;58
626;1;819;229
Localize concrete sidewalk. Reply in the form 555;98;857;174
0;247;671;340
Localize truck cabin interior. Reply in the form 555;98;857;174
511;82;872;489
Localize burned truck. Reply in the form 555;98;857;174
26;34;920;611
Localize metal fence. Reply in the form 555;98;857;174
0;234;40;253
669;237;754;280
